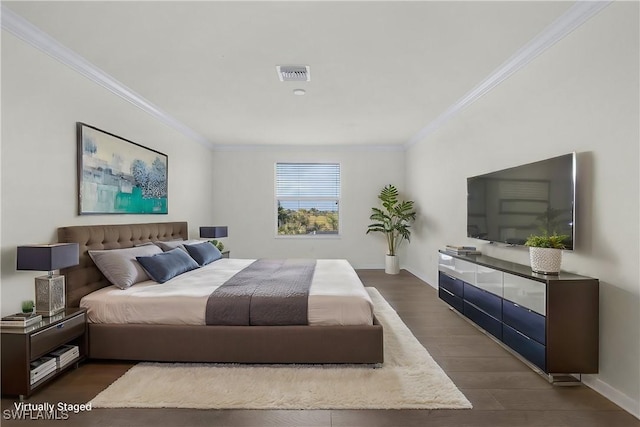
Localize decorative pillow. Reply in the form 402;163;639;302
134;241;157;247
184;242;222;266
136;248;200;284
154;239;202;252
89;245;163;290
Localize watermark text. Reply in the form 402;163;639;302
2;401;92;421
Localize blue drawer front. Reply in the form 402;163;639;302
463;283;502;320
439;288;463;313
439;272;463;297
503;324;546;371
502;300;546;345
463;301;502;340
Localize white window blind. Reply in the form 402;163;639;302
276;163;340;236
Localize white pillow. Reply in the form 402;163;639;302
89;245;163;289
154;239;204;252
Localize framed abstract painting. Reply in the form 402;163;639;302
77;123;168;215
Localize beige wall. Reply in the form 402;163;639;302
404;2;639;417
210;147;404;268
1;34;215;315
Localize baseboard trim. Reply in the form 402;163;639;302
582;375;640;420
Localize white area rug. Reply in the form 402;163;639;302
90;288;472;409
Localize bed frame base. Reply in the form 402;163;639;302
89;317;383;364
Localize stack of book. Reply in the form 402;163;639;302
1;312;42;328
30;356;56;385
445;245;481;256
49;345;80;370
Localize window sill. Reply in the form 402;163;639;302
275;234;341;239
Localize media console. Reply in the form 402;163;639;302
437;251;599;383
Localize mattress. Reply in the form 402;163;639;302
80;259;373;326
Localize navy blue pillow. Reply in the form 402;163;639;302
184;242;222;266
136;248;200;284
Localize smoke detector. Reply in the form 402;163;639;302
276;65;310;82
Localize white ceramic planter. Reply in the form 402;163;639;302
385;255;400;275
529;247;562;275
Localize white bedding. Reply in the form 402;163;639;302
80;259;373;326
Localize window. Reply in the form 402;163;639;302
276;163;340;236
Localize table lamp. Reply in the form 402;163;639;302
17;243;79;317
199;226;228;239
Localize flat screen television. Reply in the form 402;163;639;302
467;153;575;250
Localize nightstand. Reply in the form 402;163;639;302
1;307;87;399
221;251;230;258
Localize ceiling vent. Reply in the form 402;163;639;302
276;65;310;82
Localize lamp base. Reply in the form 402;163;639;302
35;275;65;317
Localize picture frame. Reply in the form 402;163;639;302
77;123;168;215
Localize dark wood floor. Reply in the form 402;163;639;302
2;269;638;426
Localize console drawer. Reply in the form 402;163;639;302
476;266;503;297
463;301;502;340
464;282;502;320
438;253;477;284
30;313;85;359
439;272;464;297
439;287;463;313
502;300;546;345
503;273;546;315
503;323;546;371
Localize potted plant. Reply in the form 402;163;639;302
366;185;416;274
21;300;34;314
524;233;569;275
208;240;224;252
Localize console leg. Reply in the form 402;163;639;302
550;374;582;386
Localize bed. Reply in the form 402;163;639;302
58;222;383;364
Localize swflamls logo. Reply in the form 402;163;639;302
2;401;91;420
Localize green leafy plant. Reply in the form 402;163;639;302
208;240;224;252
524;233;568;249
366;185;416;256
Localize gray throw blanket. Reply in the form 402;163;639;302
205;259;316;326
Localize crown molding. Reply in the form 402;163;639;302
404;0;612;149
1;5;399;154
1;5;215;151
2;2;611;153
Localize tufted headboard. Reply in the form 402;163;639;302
58;222;188;307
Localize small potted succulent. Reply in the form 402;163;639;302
21;300;34;314
524;233;569;275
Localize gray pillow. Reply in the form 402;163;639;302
154;239;202;252
89;245;163;289
136;248;200;284
184;242;222;266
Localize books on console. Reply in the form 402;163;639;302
1;312;42;328
445;245;481;256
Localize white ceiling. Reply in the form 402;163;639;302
4;1;576;149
